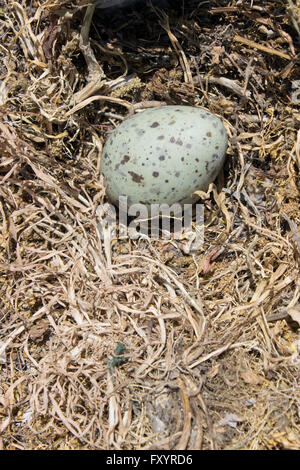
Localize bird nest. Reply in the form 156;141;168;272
0;0;299;450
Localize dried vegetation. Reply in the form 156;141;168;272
0;0;299;450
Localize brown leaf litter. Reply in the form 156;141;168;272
0;0;299;450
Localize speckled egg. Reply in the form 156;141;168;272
101;106;228;209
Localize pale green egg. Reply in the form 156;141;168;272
101;106;228;209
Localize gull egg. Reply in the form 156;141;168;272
101;105;228;209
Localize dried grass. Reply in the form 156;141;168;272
0;0;299;450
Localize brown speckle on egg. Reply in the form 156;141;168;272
128;171;144;183
150;122;159;128
121;155;130;164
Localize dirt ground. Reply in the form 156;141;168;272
0;0;299;450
